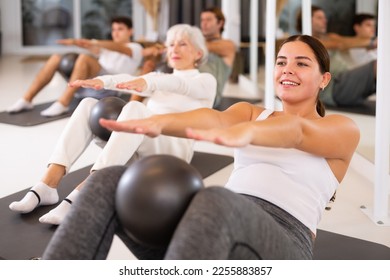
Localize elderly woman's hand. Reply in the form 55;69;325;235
69;79;104;90
116;78;147;92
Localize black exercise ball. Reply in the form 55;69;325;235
58;52;79;80
89;96;127;141
116;154;204;248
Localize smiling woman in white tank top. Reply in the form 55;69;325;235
42;35;360;260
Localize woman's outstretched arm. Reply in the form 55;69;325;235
99;102;262;138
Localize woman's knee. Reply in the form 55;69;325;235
86;165;127;195
78;97;99;111
193;187;233;205
186;187;233;217
117;101;149;121
70;97;99;121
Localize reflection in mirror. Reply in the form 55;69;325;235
277;0;379;172
22;0;74;46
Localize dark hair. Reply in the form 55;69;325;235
296;5;323;33
111;16;133;29
201;7;225;33
278;35;330;117
353;13;375;26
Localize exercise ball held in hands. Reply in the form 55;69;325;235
89;96;127;141
58;53;79;80
116;154;204;248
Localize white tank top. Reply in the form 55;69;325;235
225;109;339;234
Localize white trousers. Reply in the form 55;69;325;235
48;97;195;174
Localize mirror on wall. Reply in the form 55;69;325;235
21;0;133;47
80;0;132;40
22;0;74;46
278;0;358;35
277;0;379;167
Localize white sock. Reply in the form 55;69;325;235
9;182;59;213
40;101;69;117
7;98;33;113
39;189;80;225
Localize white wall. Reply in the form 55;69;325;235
1;0;23;55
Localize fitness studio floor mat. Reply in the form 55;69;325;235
216;96;262;111
0;98;82;127
0;165;90;260
325;100;376;116
0;91;129;127
190;151;233;178
313;229;390;260
0;151;233;259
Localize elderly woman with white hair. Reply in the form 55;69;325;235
9;24;216;225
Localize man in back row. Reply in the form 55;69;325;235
348;13;377;67
198;7;236;108
7;16;160;117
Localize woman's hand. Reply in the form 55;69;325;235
69;79;104;90
186;122;254;147
116;78;147;92
99;116;163;138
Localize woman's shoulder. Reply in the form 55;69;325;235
223;102;265;121
322;112;357;123
318;113;360;139
195;71;217;82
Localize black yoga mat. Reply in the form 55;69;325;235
0;90;126;127
0;166;88;260
325;99;376;116
0;97;82;127
314;229;390;260
0;151;233;260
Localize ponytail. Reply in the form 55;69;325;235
316;97;326;117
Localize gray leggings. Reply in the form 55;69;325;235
43;166;313;260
